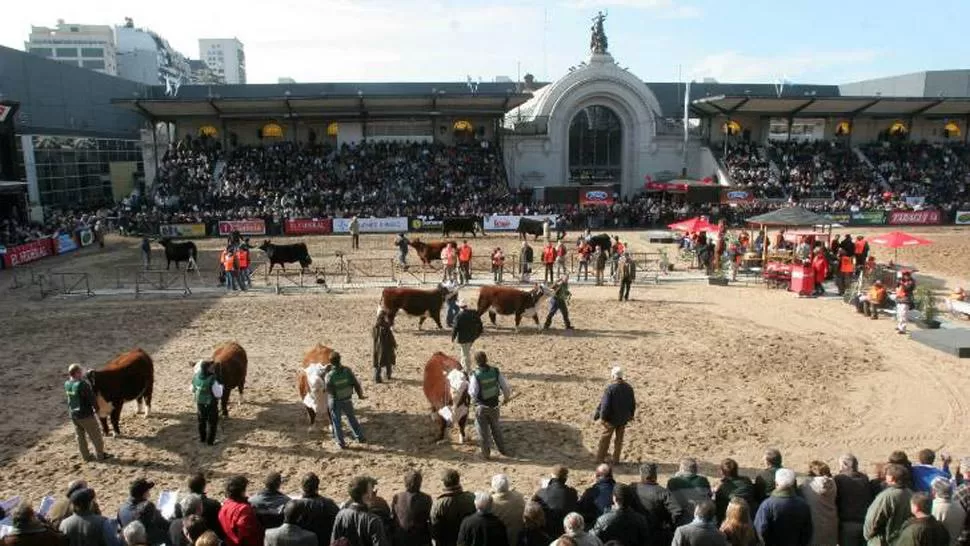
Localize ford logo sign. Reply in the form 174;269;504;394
727;191;749;199
586;191;608;200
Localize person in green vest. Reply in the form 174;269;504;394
467;351;512;460
65;363;112;461
192;360;224;445
324;352;366;449
543;276;574;330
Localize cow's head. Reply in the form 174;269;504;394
409;238;423;247
439;283;460;298
533;283;554;299
258;240;272;252
157;237;172;248
85;370;114;418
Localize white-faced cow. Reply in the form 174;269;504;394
423;352;470;444
380;283;457;329
476;284;553;329
157;238;198;270
297;344;334;426
87;348;154;436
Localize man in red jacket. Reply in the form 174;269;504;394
811;249;829;297
542;242;556;284
219;476;264;546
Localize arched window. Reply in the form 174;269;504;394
944;121;961;138
568;105;622;182
453;120;473;132
835;121;851;136
889;121;908;136
722;120;742;136
327;122;339;137
198;125;218;137
261;122;284;139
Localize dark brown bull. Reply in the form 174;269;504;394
408;239;455;266
87;348;154;436
423;352;469;444
380;284;455;329
297;344;334;425
476;284;552;329
208;342;248;417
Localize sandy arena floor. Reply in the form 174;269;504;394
1;227;968;509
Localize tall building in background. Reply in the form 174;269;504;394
199;38;246;84
115;18;191;87
189;60;225;85
24;20;118;76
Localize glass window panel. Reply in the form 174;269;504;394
80;47;103;57
55;47;77;58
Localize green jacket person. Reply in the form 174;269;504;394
324;352;366;449
192;360;224;445
65;364;112;461
468;351;512;460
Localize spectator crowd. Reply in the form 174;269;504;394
2;447;968;546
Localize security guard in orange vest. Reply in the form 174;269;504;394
853;236;869;272
222;247;239;291
836;248;855;296
236;245;250;290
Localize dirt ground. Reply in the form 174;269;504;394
1;226;969;510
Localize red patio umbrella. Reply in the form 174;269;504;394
869;231;932;262
668;216;716;233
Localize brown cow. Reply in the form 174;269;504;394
87;348;154;436
476;284;553;329
297;344;334;425
381;284;457;329
423;352;470;444
408;239;455;266
209;342;247;417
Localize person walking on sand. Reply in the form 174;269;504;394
64;364;112;462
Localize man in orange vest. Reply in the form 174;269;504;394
836;248;855;296
863;280;887;319
236;245;250;291
222;247;239;291
811;249;829;296
854;236;870;273
541;242;556;284
458;240;473;284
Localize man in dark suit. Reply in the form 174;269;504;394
593;366;636;464
294;473;339;546
533;466;579;536
264;501;317;546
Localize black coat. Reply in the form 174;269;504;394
456;512;509;546
533;480;579;536
296;494;340;546
451;310;483;344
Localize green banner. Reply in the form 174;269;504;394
849;211;887;226
823;212;851;224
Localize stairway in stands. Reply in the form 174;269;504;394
853;146;891;191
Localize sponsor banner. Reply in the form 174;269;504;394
887;209;942;226
77;228;94;247
333;217;409;234
284;218;333;235
904;196;925;207
720;188;755;203
644;181;689;193
408;217;444;232
956;211;970;225
578;188;615;207
2;239;53;268
823;212;852;225
160;223;207;238
55;233;79;255
849;211;887;226
483;214;557;231
218;219;266;236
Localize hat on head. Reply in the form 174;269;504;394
129;478;155;499
610;366;624;379
67;363;82;375
69;488;95;506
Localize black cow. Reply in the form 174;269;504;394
259;240;312;272
517;218;549;241
588;233;613;252
157;238;198;270
442;216;484;238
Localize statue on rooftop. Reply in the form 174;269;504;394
590;11;608;54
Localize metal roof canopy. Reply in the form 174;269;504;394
691;95;970;118
113;93;531;120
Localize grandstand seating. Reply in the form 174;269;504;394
862;142;970;206
720;143;782;198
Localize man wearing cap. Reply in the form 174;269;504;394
118;478;170;545
59;488;121;546
192;360;224;446
64;364;111;462
593;367;635;464
451;300;483;374
324;352;367;449
468;352;512;460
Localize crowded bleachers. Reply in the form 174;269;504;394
2;447;966;546
863;142;970;207
720;143;782;198
767;140;882;206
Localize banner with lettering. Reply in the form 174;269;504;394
332;217;408;233
54;233;79;255
2;239;54;268
887;209;941;225
160;223;207;238
284;218;333;235
218;219;266;236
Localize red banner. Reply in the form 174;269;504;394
887;210;942;225
578;189;615;207
644;181;688;193
284;218;333;235
218;219;266;236
3;239;54;268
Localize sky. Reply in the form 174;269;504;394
2;0;968;85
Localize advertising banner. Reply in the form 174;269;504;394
887;209;942;225
849;211;887;226
332;217;408;233
956;211;970;225
578;188;615;207
2;239;53;268
483;215;557;231
218;219;266;236
54;233;79;255
720;188;756;204
77;228;94;247
644;181;689;193
823;212;852;225
408;217;444;232
284;218;333;235
160;223;207;238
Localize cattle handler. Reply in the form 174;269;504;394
192;360;224;445
325;352;367;449
543;276;574;330
468;351;512;460
372;309;396;383
65;364;112;461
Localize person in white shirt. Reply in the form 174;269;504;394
192;361;225;445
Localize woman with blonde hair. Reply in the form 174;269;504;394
194;531;221;546
720;497;759;546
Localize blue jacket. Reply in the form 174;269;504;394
594;380;636;427
753;489;813;546
911;464;950;493
579;478;616;527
